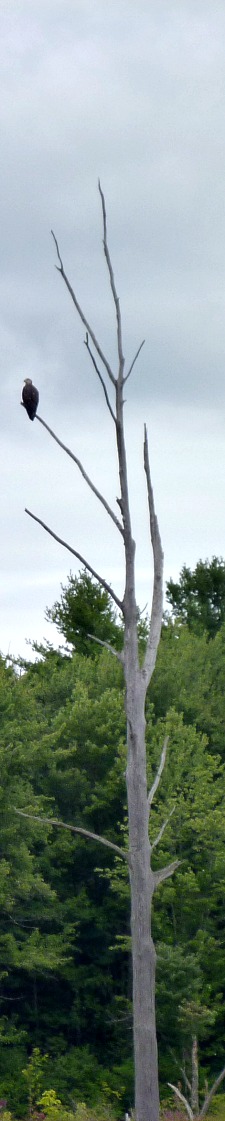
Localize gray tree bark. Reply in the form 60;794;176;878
24;185;179;1121
191;1036;199;1116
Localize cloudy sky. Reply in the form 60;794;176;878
1;0;225;661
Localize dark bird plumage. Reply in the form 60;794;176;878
21;379;39;421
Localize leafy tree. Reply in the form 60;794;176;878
0;657;79;1110
2;627;225;1111
0;649;128;1093
166;557;225;637
46;571;124;656
149;617;225;760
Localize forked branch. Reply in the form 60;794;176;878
25;508;123;612
169;1061;225;1119
36;415;123;537
124;339;145;384
51;229;116;387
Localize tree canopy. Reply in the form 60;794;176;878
46;570;124;656
1;565;225;1115
166;556;225;637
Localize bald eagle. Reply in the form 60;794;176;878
21;379;39;421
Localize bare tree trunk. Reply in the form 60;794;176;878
191;1036;199;1116
126;692;159;1121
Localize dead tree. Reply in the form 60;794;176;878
23;185;179;1121
169;1039;225;1119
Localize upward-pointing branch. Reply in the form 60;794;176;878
36;415;123;537
124;339;145;384
142;425;164;684
25;508;123;612
51;230;116;388
148;736;169;809
84;333;116;423
151;806;175;851
199;1064;225;1118
168;1083;193;1120
98;181;124;376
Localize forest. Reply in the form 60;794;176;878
1;558;225;1120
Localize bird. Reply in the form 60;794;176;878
21;379;39;421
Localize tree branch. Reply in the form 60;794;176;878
168;1048;192;1096
199;1064;225;1118
84;333;116;423
87;633;124;663
124;339;145;384
151;806;175;851
148;736;169;808
51;230;116;387
142;425;164;684
14;808;130;863
168;1083;193;1121
25;508;123;612
154;860;180;888
98;181;124;377
36;415;123;537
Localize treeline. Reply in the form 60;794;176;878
1;561;225;1116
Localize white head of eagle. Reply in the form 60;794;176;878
21;379;39;421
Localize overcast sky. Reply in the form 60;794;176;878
1;0;225;661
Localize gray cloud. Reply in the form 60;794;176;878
1;1;225;657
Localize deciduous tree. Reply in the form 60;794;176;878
166;557;225;637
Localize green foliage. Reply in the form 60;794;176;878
45;571;124;656
39;1092;121;1121
73;1102;119;1121
0;1044;28;1115
38;1088;74;1121
23;1048;48;1114
166;556;225;636
44;1048;106;1106
207;1095;225;1120
2;558;225;1110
